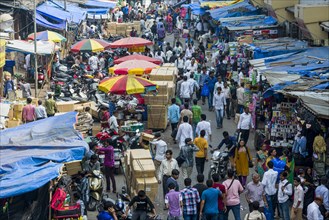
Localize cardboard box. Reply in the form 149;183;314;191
8;108;14;120
92;124;102;136
31;98;39;106
147;114;168;130
144;93;169;105
74;102;93;112
130;149;152;164
7;119;21;128
141;133;154;142
13;110;22;120
132;159;156;178
56;102;75;112
133;177;158;192
13;103;23;111
153;81;175;97
149;68;175;81
65;160;82;175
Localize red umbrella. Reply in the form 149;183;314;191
109;37;153;48
115;60;159;70
114;54;162;65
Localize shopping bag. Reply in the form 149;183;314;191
201;84;210;97
263;206;273;220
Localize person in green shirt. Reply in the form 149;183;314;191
191;99;202;137
45;94;57;117
194;67;202;100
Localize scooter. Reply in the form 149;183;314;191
37;67;45;88
208;149;230;180
87;170;104;211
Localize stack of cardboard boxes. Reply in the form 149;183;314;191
124;149;158;202
107;21;141;36
146;65;177;130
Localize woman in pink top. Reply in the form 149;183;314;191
223;169;244;220
98;139;116;193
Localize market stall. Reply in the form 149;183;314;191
109;59;159;76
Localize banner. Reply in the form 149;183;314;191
0;39;5;68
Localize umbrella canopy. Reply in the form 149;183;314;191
28;30;66;43
114;54;162;65
98;75;157;94
110;60;159;75
109;37;153;48
71;39;108;52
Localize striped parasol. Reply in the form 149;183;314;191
71;39;110;52
28;30;66;43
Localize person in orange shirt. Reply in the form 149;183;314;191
194;130;208;175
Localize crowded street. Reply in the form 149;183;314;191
0;0;329;220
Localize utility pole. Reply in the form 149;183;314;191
64;0;67;10
34;0;38;98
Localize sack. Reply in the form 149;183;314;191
51;188;67;210
201;84;209;97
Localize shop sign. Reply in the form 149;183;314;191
0;39;5;68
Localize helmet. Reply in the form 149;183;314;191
115;199;124;211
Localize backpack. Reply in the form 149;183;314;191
247;211;264;220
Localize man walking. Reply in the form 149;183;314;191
180;138;199;179
168;98;180;143
191;99;202;136
291;177;304;220
222;82;231;119
193;174;207;219
277;172;292;220
200;179;222;220
213;87;226;129
196;114;212;143
237;82;246;114
150;133;167;179
237;107;254;144
45;94;57;117
158;150;179;198
315;177;329;218
244;201;266;220
194;130;208;175
22;97;35;123
166;169;180;193
165;183;183;220
261;161;278;220
245;173;267;212
180;76;192;103
176;116;193;149
212;173;227;219
35;100;47;120
181;178;200;220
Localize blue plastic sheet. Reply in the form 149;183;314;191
182;3;206;15
310;82;329;90
221;15;277;29
208;0;257;20
83;0;116;9
263;81;298;98
0;112;88;198
36;13;66;30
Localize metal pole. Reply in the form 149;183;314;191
34;0;38;98
64;0;67;10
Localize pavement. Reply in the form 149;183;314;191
88;33;257;219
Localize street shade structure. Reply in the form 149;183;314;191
109;60;159;75
98;75;157;94
71;39;110;52
27;30;66;43
114;54;162;65
109;37;153;48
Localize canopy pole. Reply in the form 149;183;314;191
34;0;38;98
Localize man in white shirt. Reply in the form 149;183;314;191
150;133;167;179
262;161;278;220
315;177;329;217
195;114;212;142
222;82;232;119
173;42;183;57
185;44;194;59
35;100;47;120
176;116;193;149
307;197;324;220
158;149;179;198
180;76;191;103
109;110;119;132
237;82;246;113
237;107;254;144
188;73;199;99
186;57;198;73
213;87;226;129
291;177;304;220
213;76;224;95
175;55;185;73
88;53;99;71
277;172;293;220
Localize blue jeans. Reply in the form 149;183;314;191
192;122;198;137
215;109;224;128
224;204;241;220
265;194;276;220
204;213;218;220
208;91;214;109
278;200;290;220
183;214;197;220
219;210;225;220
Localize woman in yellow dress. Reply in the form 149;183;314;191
234;139;252;187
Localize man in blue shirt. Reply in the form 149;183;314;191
205;70;217;111
97;201;118;220
168;98;180;143
212;131;237;169
200;179;222;219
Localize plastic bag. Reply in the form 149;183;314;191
201;84;210;97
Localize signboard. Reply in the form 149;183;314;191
0;39;5;68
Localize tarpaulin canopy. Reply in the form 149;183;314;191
82;0;116;9
51;0;110;15
250;47;329;74
219;15;278;31
200;0;240;8
114;54;162;65
182;3;206;15
208;0;257;20
263;81;298;98
36;12;66;30
0;112;88;198
37;1;86;24
246;37;308;59
5;40;58;55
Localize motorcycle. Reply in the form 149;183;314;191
208;150;230;180
87;170;104;211
37;67;45;88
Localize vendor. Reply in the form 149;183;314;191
109;110;119;133
100;106;110;129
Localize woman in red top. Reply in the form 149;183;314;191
100;106;110;129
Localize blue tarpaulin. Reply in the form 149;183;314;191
208;0;257;21
36;12;66;30
82;0;116;9
220;15;277;31
0;112;88;198
310;82;329;90
263;81;298;98
182;3;206;15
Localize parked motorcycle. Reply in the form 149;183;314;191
37;67;45;88
208;150;230;180
87;170;104;211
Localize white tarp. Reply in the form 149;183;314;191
5;40;58;55
263;72;301;86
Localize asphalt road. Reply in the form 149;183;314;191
88;33;257;219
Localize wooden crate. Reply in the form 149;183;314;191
153;81;175;98
144;92;169;105
147;105;168;130
56;101;75;112
149;68;175;81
